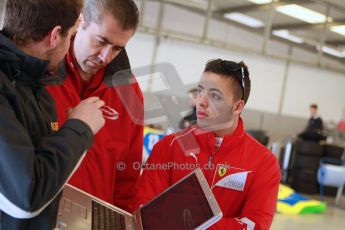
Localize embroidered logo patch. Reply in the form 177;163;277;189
218;166;227;177
212;164;251;191
215;171;251;191
100;105;119;120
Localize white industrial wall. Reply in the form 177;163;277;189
127;1;345;124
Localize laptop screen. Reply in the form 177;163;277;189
140;171;214;230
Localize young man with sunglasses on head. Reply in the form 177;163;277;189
47;0;143;212
0;0;106;229
135;59;280;230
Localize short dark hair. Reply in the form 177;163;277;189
204;59;251;104
83;0;139;31
310;104;318;109
3;0;83;46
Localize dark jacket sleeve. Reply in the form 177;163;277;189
0;93;93;219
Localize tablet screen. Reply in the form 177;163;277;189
140;172;214;230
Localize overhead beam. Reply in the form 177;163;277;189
215;0;311;14
311;0;345;14
326;39;345;46
272;19;345;31
261;2;276;54
202;0;214;41
317;3;330;66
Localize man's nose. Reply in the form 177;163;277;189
197;94;208;108
97;47;112;65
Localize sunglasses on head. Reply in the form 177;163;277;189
221;60;245;100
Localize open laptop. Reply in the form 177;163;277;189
55;168;222;230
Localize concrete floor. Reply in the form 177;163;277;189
272;206;345;230
271;196;345;230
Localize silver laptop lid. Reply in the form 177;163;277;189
138;168;222;230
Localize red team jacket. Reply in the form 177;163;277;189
47;49;143;212
136;119;280;229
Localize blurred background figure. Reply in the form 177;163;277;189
299;103;325;142
179;87;198;129
306;103;323;132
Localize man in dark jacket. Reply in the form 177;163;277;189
0;0;105;229
299;103;325;142
306;103;323;132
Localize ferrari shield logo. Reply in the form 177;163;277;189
218;166;227;177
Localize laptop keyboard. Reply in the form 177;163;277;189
92;200;126;230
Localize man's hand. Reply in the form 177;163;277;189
68;96;105;134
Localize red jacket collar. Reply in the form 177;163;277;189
192;118;245;154
65;48;106;98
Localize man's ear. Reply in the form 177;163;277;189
49;25;62;49
233;100;245;115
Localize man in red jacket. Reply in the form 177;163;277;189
136;59;280;229
47;0;142;212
